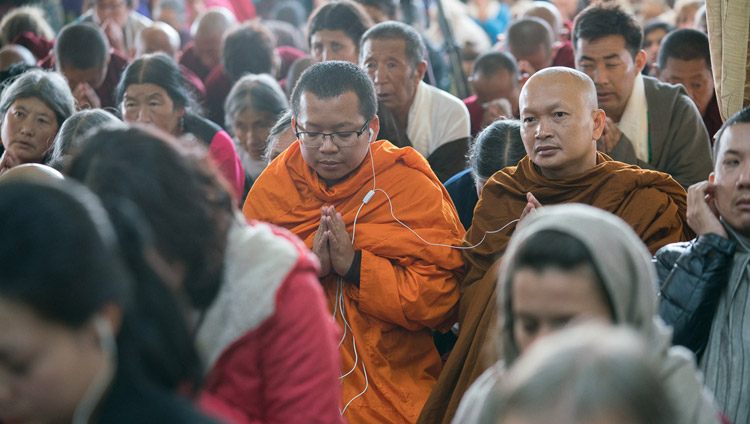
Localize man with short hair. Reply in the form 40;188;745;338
44;22;128;110
656;106;750;424
179;7;236;81
464;51;520;137
135;22;206;103
656;29;721;140
573;2;712;188
419;67;692;424
360;21;470;182
505;17;555;83
243;61;465;424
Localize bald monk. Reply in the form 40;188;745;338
180;7;237;82
135;22;206;102
417;67;693;424
243;61;465;424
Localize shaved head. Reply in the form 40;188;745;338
191;7;236;39
0;44;36;71
136;22;181;58
520;2;564;38
523;67;599;113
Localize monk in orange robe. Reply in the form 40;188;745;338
243;61;465;424
418;67;694;424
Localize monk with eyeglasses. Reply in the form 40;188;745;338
243;61;465;424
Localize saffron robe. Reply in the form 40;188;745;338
417;153;693;424
243;140;465;424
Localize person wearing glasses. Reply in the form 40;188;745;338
243;60;465;424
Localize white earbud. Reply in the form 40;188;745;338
368;128;374;143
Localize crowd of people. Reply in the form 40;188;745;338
0;0;746;423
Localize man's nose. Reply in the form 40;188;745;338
535;118;552;139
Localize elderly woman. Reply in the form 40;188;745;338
224;73;288;188
0;69;76;174
48;109;125;169
453;204;720;424
117;53;245;199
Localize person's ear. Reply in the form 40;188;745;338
414;60;427;83
369;115;380;141
709;172;715;183
592;109;606;140
634;49;647;74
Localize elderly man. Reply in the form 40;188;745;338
418;67;692;424
135;22;206;103
360;21;470;182
656;106;750;424
179;7;236;82
243;61;465;424
573;2;712;188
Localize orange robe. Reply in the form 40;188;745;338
243;140;465;424
418;153;693;424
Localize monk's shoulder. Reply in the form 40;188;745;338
600;160;684;192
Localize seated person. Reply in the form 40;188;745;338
656;106;750;424
67;126;345;424
573;3;712;188
0;70;75;173
117;53;245;199
244;61;465;424
453;205;719;424
519;1;575;69
180;7;237;82
0;181;216;423
48;108;125;169
264;110;295;163
224;73;288;190
642;21;674;75
134;21;206;104
308;1;373;64
204;21;283;126
464;51;520;137
353;0;398;24
360;21;471;182
418;67;692;424
0;45;35;71
76;0;152;57
656;29;722;141
42;22;129;110
445;120;525;230
504;18;555;85
0;5;55;60
473;324;677;424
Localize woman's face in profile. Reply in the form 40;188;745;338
0;297;106;424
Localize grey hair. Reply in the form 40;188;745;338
478;324;676;424
50;109;125;163
0;69;75;128
360;21;426;69
224;73;288;133
264;110;293;163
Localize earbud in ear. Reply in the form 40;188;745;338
368;128;374;143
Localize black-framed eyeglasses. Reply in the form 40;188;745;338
295;118;372;148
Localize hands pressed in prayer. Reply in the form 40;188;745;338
686;180;727;238
597;117;622;153
101;18;126;56
73;82;101;110
313;206;355;278
480;100;512;130
519;192;542;222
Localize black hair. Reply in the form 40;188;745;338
360;21;426;69
643;21;674;38
0;180;202;391
470;120;524;180
353;0;398;18
573;2;643;59
115;53;191;111
506;18;554;58
307;1;373;48
291;61;377;121
657;28;710;72
712;106;750;165
67;126;234;311
512;229;615;318
54;22;109;70
472;51;519;82
222;22;277;81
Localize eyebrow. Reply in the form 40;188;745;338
15;105;51;117
579;53;621;61
300;121;356;130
